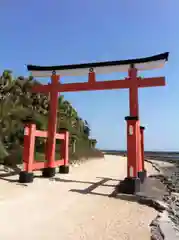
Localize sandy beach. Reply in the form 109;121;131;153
0;155;158;240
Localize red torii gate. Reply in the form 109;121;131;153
24;52;168;193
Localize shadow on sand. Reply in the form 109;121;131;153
52;175;167;206
0;165;167;206
0;166;28;186
0;165;122;191
52;176;123;198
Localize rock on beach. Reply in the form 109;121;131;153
145;158;179;239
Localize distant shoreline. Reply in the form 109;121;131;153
101;150;179;161
101;150;179;154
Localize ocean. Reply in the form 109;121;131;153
101;150;179;161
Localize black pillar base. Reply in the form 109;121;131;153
59;165;69;174
116;177;141;195
42;167;56;178
19;171;34;183
138;169;147;183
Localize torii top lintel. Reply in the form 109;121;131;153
27;52;168;77
27;52;169;93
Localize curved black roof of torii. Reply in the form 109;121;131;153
27;52;169;77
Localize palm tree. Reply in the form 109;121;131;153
0;70;17;157
84;120;90;137
0;69;95;166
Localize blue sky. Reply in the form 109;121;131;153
0;0;179;151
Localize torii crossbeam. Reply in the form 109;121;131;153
27;52;169;193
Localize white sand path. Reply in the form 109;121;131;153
0;155;157;240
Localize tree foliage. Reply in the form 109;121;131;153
0;70;93;162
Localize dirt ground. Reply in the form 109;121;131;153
0;155;157;240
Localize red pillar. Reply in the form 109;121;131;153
125;116;141;178
127;67;142;178
140;126;145;173
19;124;35;183
59;130;70;174
128;67;139;117
60;131;69;166
46;73;59;168
64;131;69;166
23;124;36;173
